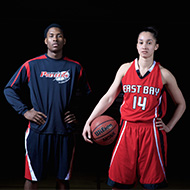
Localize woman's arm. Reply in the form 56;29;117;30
156;68;186;132
82;63;131;143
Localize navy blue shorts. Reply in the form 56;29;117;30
24;127;75;181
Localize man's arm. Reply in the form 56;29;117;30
4;63;30;115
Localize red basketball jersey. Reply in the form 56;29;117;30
120;59;167;122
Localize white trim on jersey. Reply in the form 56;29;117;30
153;94;167;180
110;121;127;167
65;141;75;181
135;58;156;72
154;94;162;118
25;127;38;181
153;118;167;180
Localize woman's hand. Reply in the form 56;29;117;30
82;122;93;144
156;118;171;133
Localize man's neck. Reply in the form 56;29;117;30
47;50;63;59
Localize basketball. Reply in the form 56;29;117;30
91;115;119;146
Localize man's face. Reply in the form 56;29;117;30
44;27;66;53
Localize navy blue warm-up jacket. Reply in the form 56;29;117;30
4;54;91;134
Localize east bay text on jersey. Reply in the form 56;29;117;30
120;59;167;121
123;84;160;96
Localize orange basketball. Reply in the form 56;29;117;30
91;115;118;146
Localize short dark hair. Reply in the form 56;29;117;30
44;23;64;38
138;26;159;43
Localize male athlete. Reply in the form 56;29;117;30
4;23;91;190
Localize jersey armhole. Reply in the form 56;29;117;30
122;61;134;79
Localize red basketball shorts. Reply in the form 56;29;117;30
108;119;168;189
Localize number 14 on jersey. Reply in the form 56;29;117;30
133;96;147;111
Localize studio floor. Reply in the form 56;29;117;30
0;171;190;190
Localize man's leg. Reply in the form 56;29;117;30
24;179;38;190
25;129;48;189
55;134;75;190
56;179;70;190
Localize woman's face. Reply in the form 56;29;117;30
137;32;159;59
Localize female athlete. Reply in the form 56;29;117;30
82;27;186;189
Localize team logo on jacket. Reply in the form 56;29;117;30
40;70;70;84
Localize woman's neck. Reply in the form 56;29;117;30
137;56;154;77
138;56;154;69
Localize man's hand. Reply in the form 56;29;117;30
64;111;77;124
24;108;47;125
